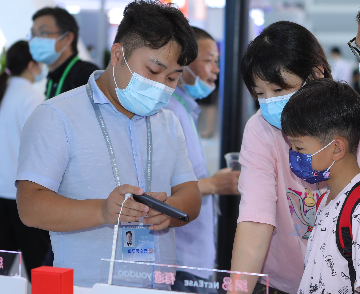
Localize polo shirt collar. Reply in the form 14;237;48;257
89;70;109;104
89;70;144;121
175;86;200;115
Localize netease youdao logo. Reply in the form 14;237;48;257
184;277;248;291
117;269;248;292
222;277;249;292
117;270;176;285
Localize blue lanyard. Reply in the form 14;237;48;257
86;82;152;192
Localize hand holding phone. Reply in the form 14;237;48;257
132;193;189;222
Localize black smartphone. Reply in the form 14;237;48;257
132;193;189;222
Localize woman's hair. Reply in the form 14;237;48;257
241;21;332;98
0;40;34;105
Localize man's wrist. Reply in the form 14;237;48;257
199;177;216;195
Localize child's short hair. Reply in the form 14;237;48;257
281;79;360;155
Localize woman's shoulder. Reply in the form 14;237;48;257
243;110;284;144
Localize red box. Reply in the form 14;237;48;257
31;266;73;294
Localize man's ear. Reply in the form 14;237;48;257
110;43;124;68
64;31;74;47
312;66;325;79
332;138;346;162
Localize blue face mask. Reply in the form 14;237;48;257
258;91;295;130
113;48;175;117
289;140;336;184
180;66;215;99
29;33;68;65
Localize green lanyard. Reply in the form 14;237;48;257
172;92;203;149
46;56;79;100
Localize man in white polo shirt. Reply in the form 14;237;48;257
16;1;201;288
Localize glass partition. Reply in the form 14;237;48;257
100;259;269;293
0;250;21;277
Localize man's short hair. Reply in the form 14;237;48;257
126;231;132;236
357;11;360;24
191;26;214;41
113;0;197;66
281;79;360;155
32;7;79;55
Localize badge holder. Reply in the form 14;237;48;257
121;221;155;262
0;250;21;277
100;259;269;293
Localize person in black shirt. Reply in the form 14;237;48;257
29;7;98;99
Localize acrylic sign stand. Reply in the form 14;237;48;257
0;249;22;277
99;259;269;294
0;250;26;293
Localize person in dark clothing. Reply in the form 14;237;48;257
29;7;98;99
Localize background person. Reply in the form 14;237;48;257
29;7;98;100
16;1;201;288
229;21;332;294
330;47;353;84
348;11;360;67
165;27;240;293
0;40;46;280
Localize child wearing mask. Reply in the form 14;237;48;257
229;21;332;294
281;79;360;294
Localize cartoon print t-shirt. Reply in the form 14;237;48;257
237;110;328;294
298;173;360;294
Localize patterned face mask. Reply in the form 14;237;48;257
289;140;335;184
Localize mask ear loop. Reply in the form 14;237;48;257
310;140;336;174
113;47;133;89
310;140;335;157
185;66;197;79
121;47;133;74
55;32;70;54
325;160;336;173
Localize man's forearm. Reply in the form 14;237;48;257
17;180;105;232
167;181;201;227
198;177;215;196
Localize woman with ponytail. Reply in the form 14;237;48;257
0;40;47;280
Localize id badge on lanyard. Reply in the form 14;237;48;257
121;224;155;261
86;81;155;262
